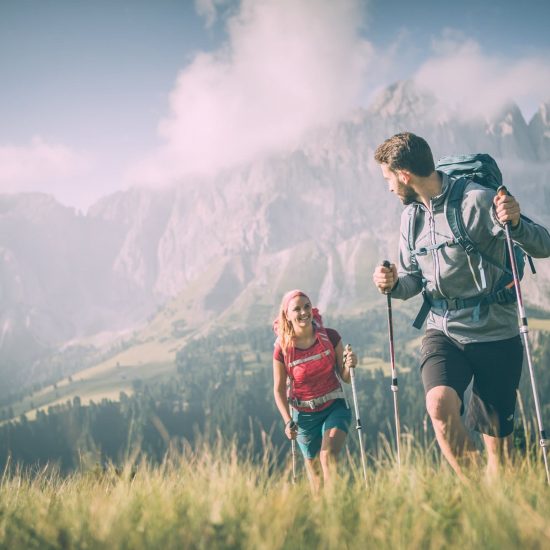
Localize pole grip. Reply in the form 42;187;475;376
497;184;508;197
382;260;392;295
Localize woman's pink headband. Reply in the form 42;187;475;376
282;289;310;313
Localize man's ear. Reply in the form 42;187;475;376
396;169;412;185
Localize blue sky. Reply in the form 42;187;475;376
367;0;550;56
1;0;549;210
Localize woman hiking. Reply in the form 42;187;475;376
273;289;357;491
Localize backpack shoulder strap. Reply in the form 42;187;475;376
445;176;476;254
275;337;296;401
315;323;334;351
406;204;420;253
274;337;294;378
446;176;515;275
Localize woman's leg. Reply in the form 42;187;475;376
303;457;322;494
319;427;347;487
318;400;352;486
294;409;324;493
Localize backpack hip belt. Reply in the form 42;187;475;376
290;388;346;410
431;287;516;310
413;286;517;329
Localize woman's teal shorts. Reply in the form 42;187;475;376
292;398;351;459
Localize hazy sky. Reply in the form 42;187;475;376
1;0;549;210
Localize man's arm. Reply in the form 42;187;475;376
372;208;423;299
493;193;550;258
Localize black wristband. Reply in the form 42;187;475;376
285;419;296;429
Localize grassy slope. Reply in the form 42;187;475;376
12;289;547;420
0;444;549;549
16;349;397;421
15;304;408;420
12;279;215;418
15;314;550;421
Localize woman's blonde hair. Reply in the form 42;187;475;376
274;290;309;354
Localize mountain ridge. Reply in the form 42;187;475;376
2;80;550;391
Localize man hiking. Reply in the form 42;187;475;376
371;132;550;480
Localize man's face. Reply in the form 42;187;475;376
380;164;418;205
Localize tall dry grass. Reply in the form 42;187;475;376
0;437;549;549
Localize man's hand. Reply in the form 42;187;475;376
494;193;521;228
372;263;397;294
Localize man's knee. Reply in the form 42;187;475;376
426;386;461;423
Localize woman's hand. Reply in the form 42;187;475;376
285;420;298;440
344;344;357;369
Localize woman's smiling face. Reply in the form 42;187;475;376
286;295;313;332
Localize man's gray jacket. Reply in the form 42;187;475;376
391;173;550;343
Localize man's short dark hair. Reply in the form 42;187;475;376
374;132;435;177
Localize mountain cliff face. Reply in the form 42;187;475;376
2;81;550;386
529;101;550;162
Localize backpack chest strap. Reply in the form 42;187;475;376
287;348;331;369
412;239;457;257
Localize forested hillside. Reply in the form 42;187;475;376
1;311;548;472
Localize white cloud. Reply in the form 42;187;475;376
0;137;90;193
413;29;550;121
131;7;550;188
132;0;373;185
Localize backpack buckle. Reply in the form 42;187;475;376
463;241;476;255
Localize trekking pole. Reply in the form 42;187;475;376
497;186;550;484
288;415;297;484
382;260;402;467
346;344;368;485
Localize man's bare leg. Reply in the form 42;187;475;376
483;434;512;479
426;386;478;481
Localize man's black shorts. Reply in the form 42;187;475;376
420;329;524;437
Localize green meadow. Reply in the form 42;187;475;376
1;441;549;550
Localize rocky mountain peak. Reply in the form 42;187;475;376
529;100;550;161
2;81;550;390
369;81;430;116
